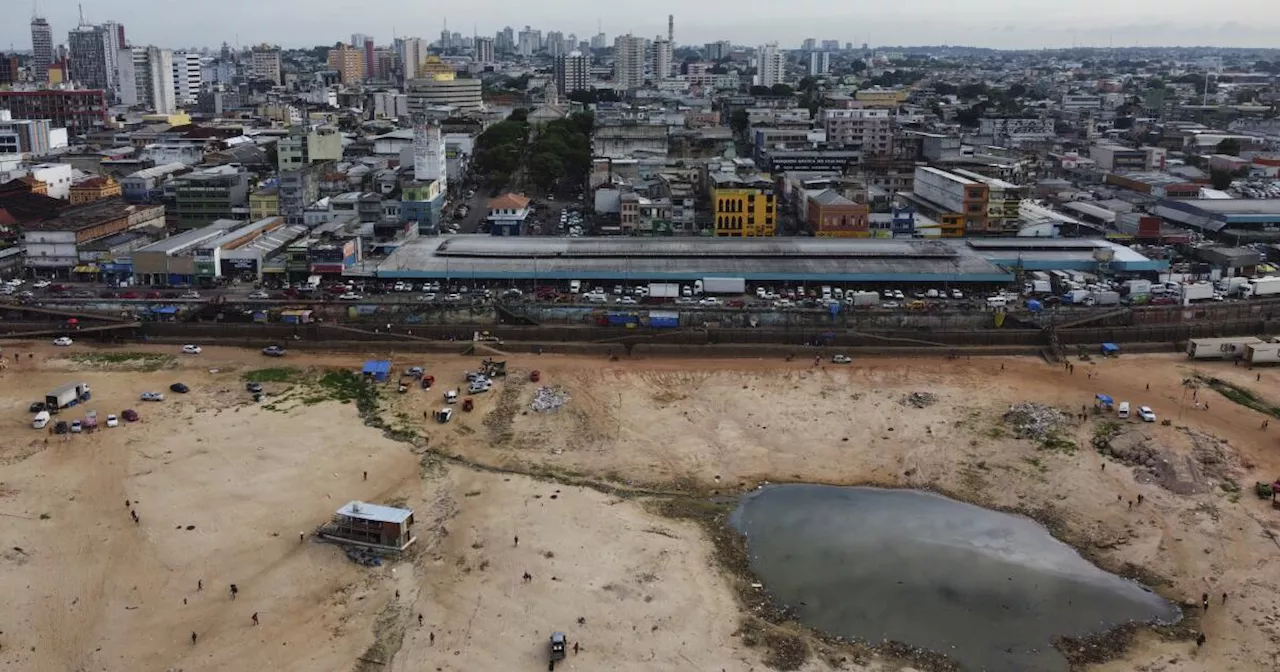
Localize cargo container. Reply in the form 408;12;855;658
606;312;639;327
1243;277;1280;298
1245;342;1280;364
1186;337;1265;360
701;277;746;294
647;310;679;328
1027;280;1051;294
849;291;879;307
648;282;680;298
1090;290;1120;306
1122;279;1151;296
1179;282;1214;302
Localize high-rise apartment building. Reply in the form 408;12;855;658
351;34;369;48
652;38;673;82
822;108;893;156
0;54;18;86
801;38;816;51
328;44;364;84
68;22;122;95
754;43;784;87
546;31;566;58
31;17;54;83
590;33;607;50
0;90;108;136
364;38;376;79
554;51;589;96
474;37;494;65
705;41;731;61
808;51;830;76
120;46;176;113
613;34;646;89
398;38;427;80
250;46;281;85
820;40;840;51
517;26;541;57
172;52;202;106
497;27;515;53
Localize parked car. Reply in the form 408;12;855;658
179;291;201;299
262;345;286;357
53;337;73;346
28;401;46;413
32;280;51;289
122;409;139;422
436;407;453;423
140;392;165;402
246;382;264;393
169;383;190;394
70;420;82;433
181;344;202;354
54;420;69;434
1138;406;1157;422
247;291;270;299
831;354;853;364
338;292;363;300
106;414;119;428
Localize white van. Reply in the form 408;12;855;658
32;410;51;429
986;295;1008;308
694;280;703;294
569;280;581;294
1117;402;1130;419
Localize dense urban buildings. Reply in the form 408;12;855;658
30;17;54;83
613;34;647;89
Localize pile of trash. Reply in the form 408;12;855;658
345;546;383;567
1002;402;1071;439
902;391;937;408
530;386;571;413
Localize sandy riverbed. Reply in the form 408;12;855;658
1;340;1278;671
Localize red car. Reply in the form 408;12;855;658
121;291;139;299
145;291;162;299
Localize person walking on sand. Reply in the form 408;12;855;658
191;631;198;645
418;614;423;627
1197;632;1206;647
573;642;579;655
252;612;259;626
1202;592;1209;611
429;632;435;645
198;579;202;591
1222;592;1228;604
230;584;238;600
131;510;139;524
363;471;368;481
514;535;519;547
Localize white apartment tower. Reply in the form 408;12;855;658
652;38;673;82
808;51;830;76
398;37;427;79
754;43;785;87
30;17;54;83
172;51;202;106
613;34;647;89
121;46;176;114
413;117;446;188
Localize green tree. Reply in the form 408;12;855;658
769;83;794;97
1216;138;1241;156
508;108;529;122
749;85;771;96
729;109;750;137
1209;168;1234;190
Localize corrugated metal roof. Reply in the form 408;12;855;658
336;501;413;524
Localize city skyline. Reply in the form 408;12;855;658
4;0;1280;52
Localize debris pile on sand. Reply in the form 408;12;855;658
1003;402;1071;439
530;387;571;413
902;392;937;408
1092;428;1239;495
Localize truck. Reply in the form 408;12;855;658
1088;290;1120;307
1186;337;1264;360
849;291;879;307
1243;277;1280;298
1215;277;1249;296
45;382;91;413
1122;279;1152;296
305;275;322;291
701;277;746;295
1178;282;1214;302
1026;280;1051;294
647;282;679;299
1063;289;1091;305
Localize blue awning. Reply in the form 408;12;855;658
1095;394;1114;404
1101;342;1119;353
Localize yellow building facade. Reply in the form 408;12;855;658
854;88;908;107
69;176;121;205
250;186;280;220
712;187;776;237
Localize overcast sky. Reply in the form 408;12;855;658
7;0;1278;51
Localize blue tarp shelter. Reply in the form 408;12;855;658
1095;393;1114;409
1026;299;1043;312
1101;342;1119;355
362;360;392;383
